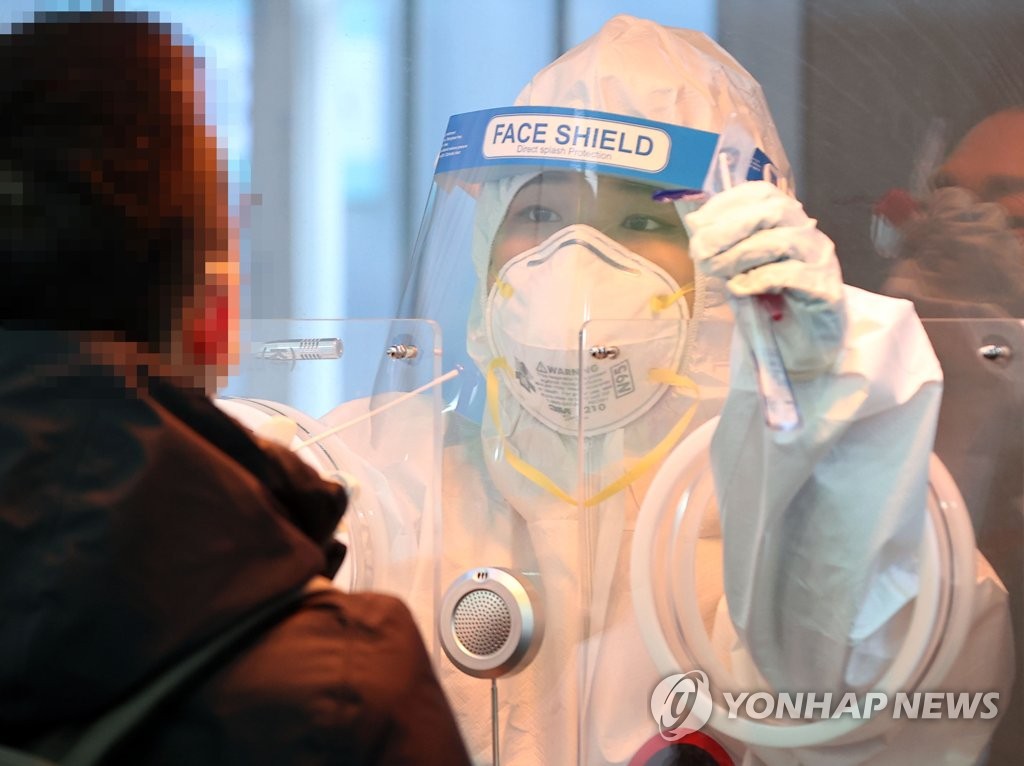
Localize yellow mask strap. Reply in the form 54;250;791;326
649;282;695;313
486;357;699;508
492;278;515;299
487;357;577;505
648;367;699;395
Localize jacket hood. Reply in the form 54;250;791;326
0;330;345;727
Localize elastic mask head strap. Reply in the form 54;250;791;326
487;357;576;505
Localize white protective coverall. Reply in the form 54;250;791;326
329;14;1014;766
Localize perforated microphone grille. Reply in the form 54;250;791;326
452;588;512;656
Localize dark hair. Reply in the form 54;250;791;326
0;12;228;350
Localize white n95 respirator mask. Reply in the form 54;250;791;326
485;224;691;436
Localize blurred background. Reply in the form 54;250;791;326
2;0;1022;317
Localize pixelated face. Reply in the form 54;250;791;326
934;110;1024;240
490;171;695;289
2;16;239;392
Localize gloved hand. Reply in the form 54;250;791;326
684;181;846;379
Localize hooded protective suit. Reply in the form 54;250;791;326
385;14;1014;766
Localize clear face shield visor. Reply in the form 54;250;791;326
399;107;768;428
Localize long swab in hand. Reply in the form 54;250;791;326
292;367;461;454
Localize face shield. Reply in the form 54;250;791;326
404;106;785;409
402;104;793;505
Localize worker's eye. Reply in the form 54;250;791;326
521;205;562;224
621;214;670;232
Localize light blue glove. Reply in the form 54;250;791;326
684;181;846;379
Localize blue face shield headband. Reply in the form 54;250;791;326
433;106;779;194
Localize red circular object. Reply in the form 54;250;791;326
873;188;920;226
628;730;734;766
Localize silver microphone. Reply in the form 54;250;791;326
259;338;344;362
439;568;544;766
438;567;544;679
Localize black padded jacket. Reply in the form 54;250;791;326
0;330;470;766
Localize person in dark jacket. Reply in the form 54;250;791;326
0;12;470;765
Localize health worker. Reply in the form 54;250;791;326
386;15;1013;766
